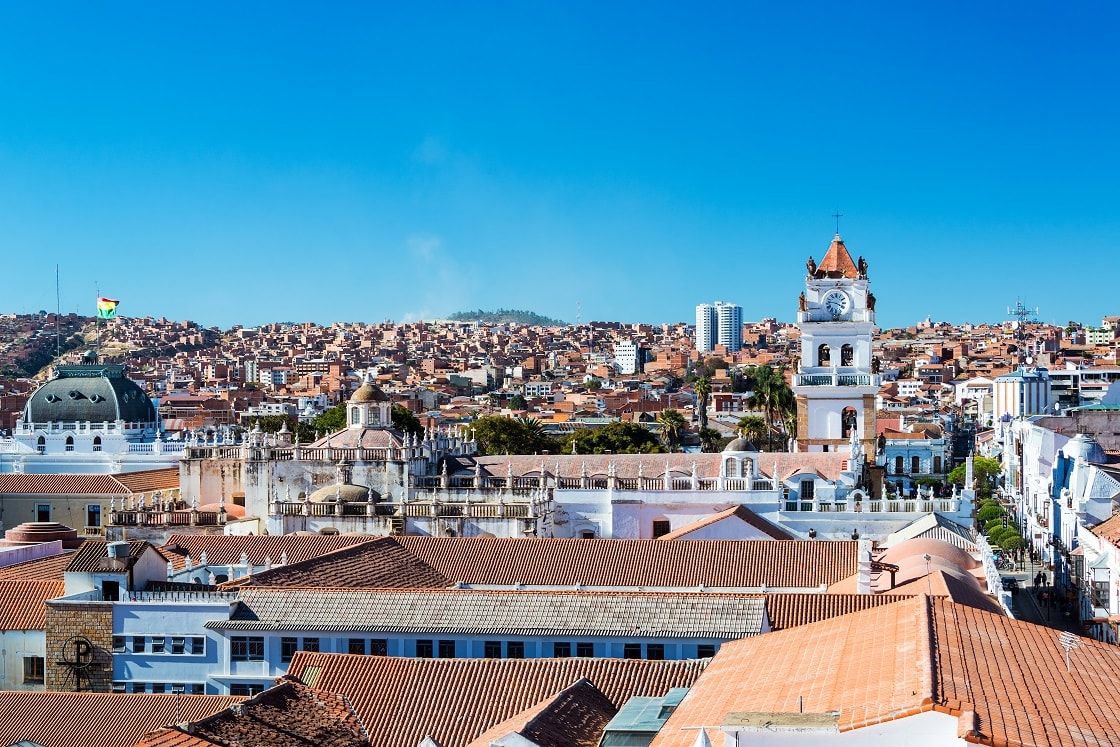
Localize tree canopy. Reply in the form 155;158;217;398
562;421;663;455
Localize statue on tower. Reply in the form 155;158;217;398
798;291;807;311
806;256;817;277
866;291;876;311
857;256;868;278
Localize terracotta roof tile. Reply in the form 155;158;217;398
656;505;795;541
0;468;178;496
0;551;73;580
112;468;181;493
288;652;707;747
1090;512;1120;546
464;677;616;747
651;596;1120;747
134;678;366;747
0;692;241;747
65;539;165;573
396;536;857;590
813;234;859;279
763;592;911;630
0;579;65;629
224;537;453;589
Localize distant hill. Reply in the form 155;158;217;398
447;308;567;326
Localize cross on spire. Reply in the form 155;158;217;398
832;209;843;235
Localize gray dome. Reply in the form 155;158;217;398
24;361;156;425
309;483;379;503
1062;433;1107;464
724;437;758;452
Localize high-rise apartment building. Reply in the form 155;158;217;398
695;302;742;353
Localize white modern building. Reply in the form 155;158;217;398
695;302;741;353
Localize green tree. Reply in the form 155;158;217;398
562;421;663;455
948;456;1002;499
693;377;711;430
999;533;1025;553
584;378;603;391
508;393;528;410
699;427;723;453
976;503;1005;523
736;415;767;446
656;408;687;452
310;403;347;434
746;365;794;451
391;405;425;439
471;415;535;455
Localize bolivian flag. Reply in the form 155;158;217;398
97;297;120;319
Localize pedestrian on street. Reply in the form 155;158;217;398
1034;572;1042;590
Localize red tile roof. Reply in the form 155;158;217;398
0;692;242;747
763;592;911;630
65;539;166;573
814;234;859;279
656;505;794;540
396;536;857;590
288;652;707;747
0;579;65;629
464;677;616;747
0;468;178;495
134;677;366;747
0;551;73;580
1090;512;1120;546
651;596;1120;747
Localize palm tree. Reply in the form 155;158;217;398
656;408;687;452
746;365;796;451
693;376;711;430
699;427;723;453
736;414;767;446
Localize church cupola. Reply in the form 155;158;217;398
347;371;391;429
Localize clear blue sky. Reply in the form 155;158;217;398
1;3;1117;331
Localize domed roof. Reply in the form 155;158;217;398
24;359;156;425
1062;433;1107;464
349;378;389;403
878;537;980;571
308;483;379;503
723;437;758;453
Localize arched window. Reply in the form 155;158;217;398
65;436;74;452
817;344;831;366
37;436;46;454
93;436;102;452
350;408;360;425
840;344;854;367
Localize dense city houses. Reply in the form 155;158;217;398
0;234;1118;746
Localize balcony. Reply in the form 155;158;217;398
794;371;881;388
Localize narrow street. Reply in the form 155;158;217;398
1002;557;1082;635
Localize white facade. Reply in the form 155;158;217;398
614;341;640;375
696;304;717;353
695;302;741;353
993;367;1053;421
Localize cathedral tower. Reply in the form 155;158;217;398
792;234;879;454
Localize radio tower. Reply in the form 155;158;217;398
1007;299;1038;364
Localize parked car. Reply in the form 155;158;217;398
1001;577;1020;595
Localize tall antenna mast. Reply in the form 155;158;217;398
1006;299;1039;362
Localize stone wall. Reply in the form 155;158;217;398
44;600;113;692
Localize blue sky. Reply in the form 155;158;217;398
1;3;1117;331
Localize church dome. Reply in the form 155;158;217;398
1062;433;1107;464
308;483;379;503
349;380;389;403
24;359;156;425
723;437;758;453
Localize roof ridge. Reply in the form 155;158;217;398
917;594;939;709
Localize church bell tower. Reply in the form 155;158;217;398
792;234;879;454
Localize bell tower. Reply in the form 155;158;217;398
792;234;879;454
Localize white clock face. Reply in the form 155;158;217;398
822;290;850;318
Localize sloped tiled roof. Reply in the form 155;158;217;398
0;579;65;629
112;467;180;493
396;536;857;590
651;596;1120;747
464;677;616;747
656;504;794;541
65;540;165;574
208;588;767;639
223;537;453;589
763;592;911;630
0;551;73;580
287;652;707;747
134;677;366;747
814;234;859;279
1090;512;1120;546
0;692;241;747
888;568;1004;616
162;533;374;572
880;513;977;551
0;468;178;496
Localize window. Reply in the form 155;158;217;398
230;683;265;697
87;505;102;528
36;436;45;454
697;644;716;658
646;643;665;661
23;656;44;684
231;636;264;661
370;639;387;656
36;503;50;521
93;436;102;452
437;640;455;658
348;638;366;655
191;684;205;695
416;640;433;658
553;642;571;658
133;636;147;653
282;637;299;663
190;637;205;655
894;456;904;475
933;456;942;474
171;637;186;655
800;480;814;500
580;530;596;539
130;683;146;693
151;637;166;653
65;436;74;452
817;344;830;366
623;643;642;659
911;456;920;474
576;642;594;658
506;641;524;659
112;636;126;653
101;580;119;602
840;344;854;367
111;681;126;693
151;683;166;694
302;637;320;653
484;641;502;658
651;520;671;538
